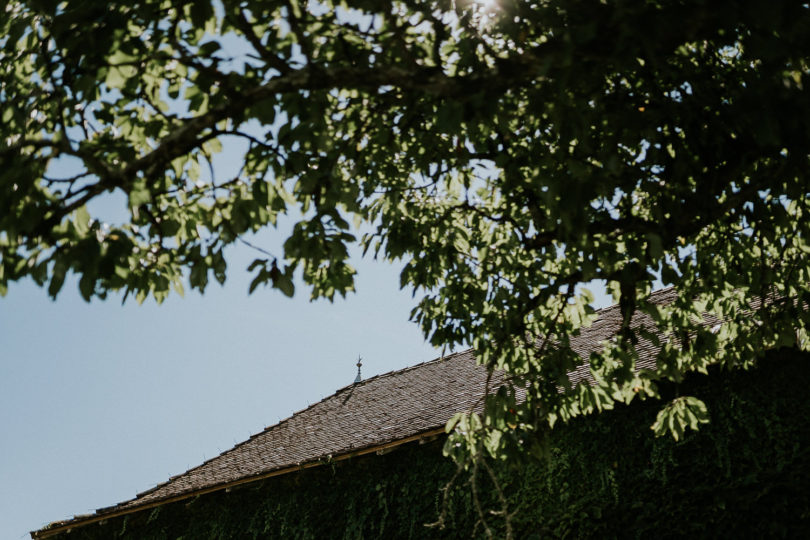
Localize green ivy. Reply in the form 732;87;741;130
53;349;810;539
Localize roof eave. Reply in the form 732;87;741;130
31;426;446;539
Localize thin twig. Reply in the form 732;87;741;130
470;456;494;539
481;457;514;540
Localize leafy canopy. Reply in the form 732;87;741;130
2;0;810;457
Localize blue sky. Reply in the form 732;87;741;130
1;243;446;539
0;232;614;539
0;11;621;536
0;136;616;540
0;142;615;538
0;45;450;533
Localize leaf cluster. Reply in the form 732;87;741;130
2;0;810;452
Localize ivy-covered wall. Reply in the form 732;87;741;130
50;349;810;539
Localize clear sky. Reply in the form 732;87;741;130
1;236;616;540
0;148;616;538
0;41;452;533
0;13;619;537
1;243;448;539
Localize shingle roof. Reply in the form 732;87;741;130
125;348;489;507
34;287;679;536
567;286;679;385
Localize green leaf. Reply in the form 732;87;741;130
105;67;127;89
48;259;68;298
248;268;268;294
274;273;295;298
78;273;95;301
74;206;91;236
652;397;710;441
646;233;663;260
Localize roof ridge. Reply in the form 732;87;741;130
332;348;472;393
590;285;676;316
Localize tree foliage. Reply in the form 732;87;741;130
2;0;810;504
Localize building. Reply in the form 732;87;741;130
32;289;810;538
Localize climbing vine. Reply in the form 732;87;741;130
48;349;810;539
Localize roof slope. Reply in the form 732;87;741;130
123;348;487;509
35;287;678;535
567;287;678;385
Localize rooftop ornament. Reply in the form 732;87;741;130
354;357;362;384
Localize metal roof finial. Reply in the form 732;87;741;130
354;356;363;384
